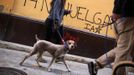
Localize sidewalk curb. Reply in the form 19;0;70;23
0;40;94;64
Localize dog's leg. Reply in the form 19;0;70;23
47;57;56;72
38;56;47;63
19;55;30;65
36;52;43;67
19;49;38;65
63;59;71;72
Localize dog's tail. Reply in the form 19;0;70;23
35;34;40;41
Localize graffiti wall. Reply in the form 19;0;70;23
0;0;115;37
0;0;14;13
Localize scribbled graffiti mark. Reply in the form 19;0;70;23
23;0;50;13
24;0;38;8
66;2;113;34
41;0;49;12
30;0;38;8
24;0;27;6
22;0;113;34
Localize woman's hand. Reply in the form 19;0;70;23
111;13;121;21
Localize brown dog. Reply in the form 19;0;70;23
19;35;76;72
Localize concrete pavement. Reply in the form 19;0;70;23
0;48;114;75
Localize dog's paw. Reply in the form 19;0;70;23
47;68;52;72
39;59;47;63
67;69;71;72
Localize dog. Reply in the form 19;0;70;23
19;35;76;72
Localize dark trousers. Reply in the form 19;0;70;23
44;18;63;44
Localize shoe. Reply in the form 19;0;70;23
88;61;98;75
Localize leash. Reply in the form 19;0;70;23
52;0;67;47
103;19;116;68
56;28;66;44
56;29;69;50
